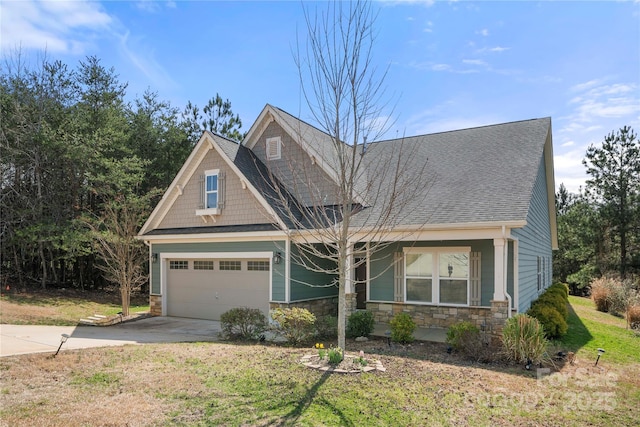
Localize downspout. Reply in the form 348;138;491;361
502;226;512;318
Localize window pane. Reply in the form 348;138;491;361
206;174;217;191
439;253;468;279
194;260;214;270
220;260;241;271
248;261;270;271
406;278;432;302
440;279;467;304
206;193;218;209
406;253;432;277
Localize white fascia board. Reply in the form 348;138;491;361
160;251;274;260
243;105;274;149
544;128;559;250
139;132;210;235
137;230;288;244
286;221;526;244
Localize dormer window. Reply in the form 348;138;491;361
266;137;281;160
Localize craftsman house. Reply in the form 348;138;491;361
138;104;557;331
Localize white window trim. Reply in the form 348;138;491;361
266;137;281;160
198;168;220;216
403;247;471;307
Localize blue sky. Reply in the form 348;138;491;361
2;1;639;193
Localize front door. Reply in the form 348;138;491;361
355;258;367;309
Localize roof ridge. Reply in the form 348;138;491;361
269;105;333;139
370;117;551;145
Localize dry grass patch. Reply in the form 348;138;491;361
1;339;638;426
0;290;148;326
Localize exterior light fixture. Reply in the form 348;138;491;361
152;253;158;263
274;252;282;265
595;348;605;366
54;334;70;357
448;263;453;277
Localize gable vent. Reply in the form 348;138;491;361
266;137;281;160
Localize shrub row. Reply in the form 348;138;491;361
221;306;422;345
527;283;569;339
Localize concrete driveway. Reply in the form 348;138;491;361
0;317;221;357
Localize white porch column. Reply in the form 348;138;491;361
493;238;507;301
344;242;354;294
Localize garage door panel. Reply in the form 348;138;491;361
166;258;270;321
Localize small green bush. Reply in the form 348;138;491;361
527;304;568;339
390;312;416;344
327;346;344;365
446;321;480;350
270;307;316;345
549;282;569;299
346;310;375;338
315;315;338;339
220;307;268;340
534;292;568;320
501;314;548;365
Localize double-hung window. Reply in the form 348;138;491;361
404;247;470;306
196;169;222;217
205;171;219;209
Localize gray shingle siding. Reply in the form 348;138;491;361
512;154;553;312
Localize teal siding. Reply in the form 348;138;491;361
512;155;553;312
369;240;499;306
289;244;339;301
150;241;286;301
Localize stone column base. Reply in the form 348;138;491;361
345;293;358;315
150;295;162;316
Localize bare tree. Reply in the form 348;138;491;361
88;194;152;316
266;1;431;349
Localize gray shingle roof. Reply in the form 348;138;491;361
208;113;551;229
351;117;551;226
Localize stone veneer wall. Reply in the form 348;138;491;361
345;293;357;315
149;295;162;316
367;300;512;339
270;297;338;318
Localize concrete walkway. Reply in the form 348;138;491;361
0;317;221;357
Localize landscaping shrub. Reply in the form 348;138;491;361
590;276;638;316
549;282;569;299
446;321;479;350
270;307;316;345
446;321;494;362
627;305;640;330
220;307;268;340
315;315;338;339
390;312;416;344
534;292;568;319
501;314;548;365
346;310;375;338
591;277;612;312
527;304;568;339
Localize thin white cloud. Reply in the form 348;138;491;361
136;0;177;13
0;0;112;55
477;29;489;37
476;46;510;54
462;59;488;67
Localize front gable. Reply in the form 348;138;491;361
139;133;284;235
249;119;341;207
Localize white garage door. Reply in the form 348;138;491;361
166;258;270;320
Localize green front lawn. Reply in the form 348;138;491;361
558;296;639;365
